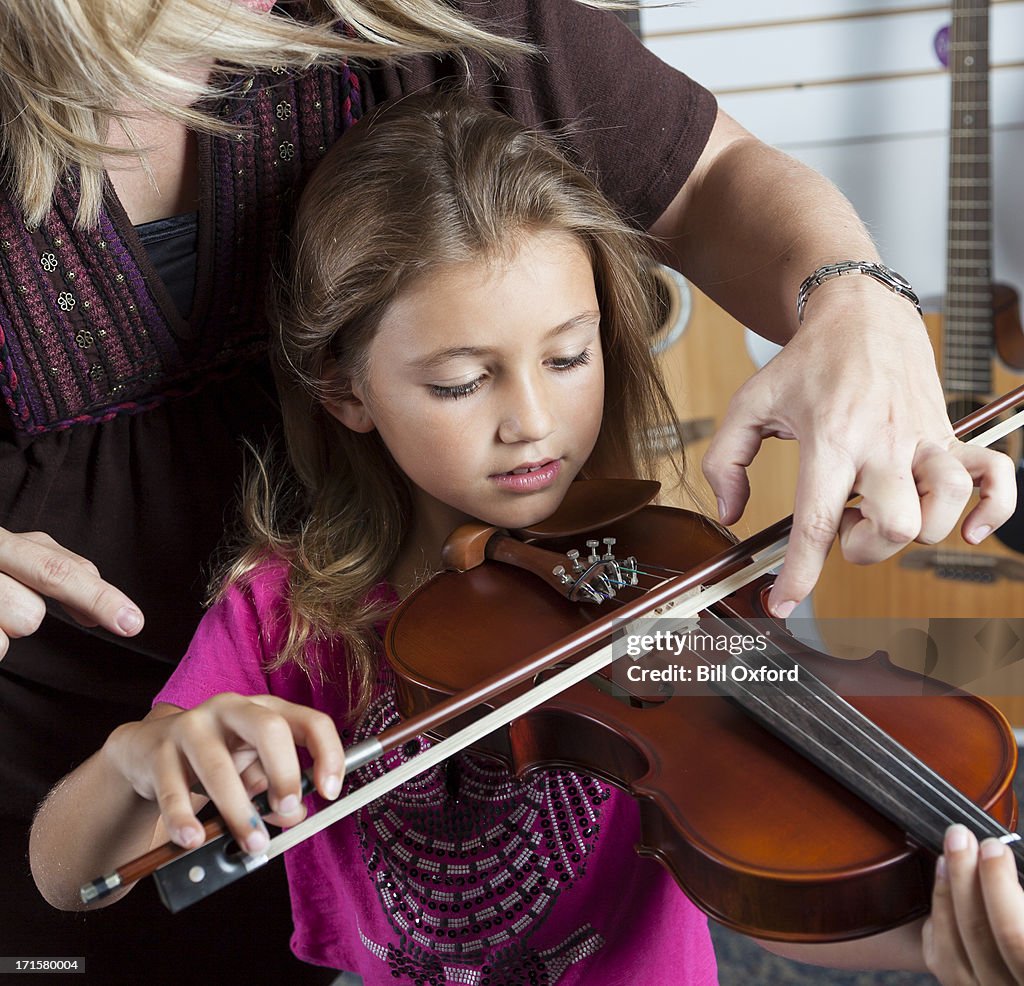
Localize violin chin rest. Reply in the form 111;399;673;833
514;479;661;539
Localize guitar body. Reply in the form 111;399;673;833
810;0;1024;725
654;280;801;538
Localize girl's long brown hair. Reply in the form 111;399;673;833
228;92;687;716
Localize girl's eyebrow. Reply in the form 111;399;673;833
409;311;600;371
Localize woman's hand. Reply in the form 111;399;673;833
924;824;1024;985
104;695;346;856
0;527;144;656
703;278;1018;618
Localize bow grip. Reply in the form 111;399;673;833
153;832;268;913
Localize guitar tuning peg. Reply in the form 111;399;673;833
566;549;583;572
586;539;600;563
602;537;617;560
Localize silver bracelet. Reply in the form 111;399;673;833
796;261;922;323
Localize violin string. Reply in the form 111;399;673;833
593;569;1015;855
691;580;1016;845
608;569;1021;862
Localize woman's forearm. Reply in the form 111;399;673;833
651;108;884;344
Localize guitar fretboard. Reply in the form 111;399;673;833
945;0;993;394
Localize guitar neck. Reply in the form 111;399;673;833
944;0;993;394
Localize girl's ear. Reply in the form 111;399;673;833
323;393;376;434
321;367;376;433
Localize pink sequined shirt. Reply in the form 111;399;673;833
155;561;718;985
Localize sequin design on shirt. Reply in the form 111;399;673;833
349;689;610;985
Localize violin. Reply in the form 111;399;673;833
387;479;1018;942
85;387;1024;943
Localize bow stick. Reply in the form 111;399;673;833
82;384;1024;909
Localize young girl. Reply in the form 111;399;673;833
28;94;1024;986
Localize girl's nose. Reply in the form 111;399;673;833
497;377;556;445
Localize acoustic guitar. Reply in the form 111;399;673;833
811;0;1024;723
651;271;800;539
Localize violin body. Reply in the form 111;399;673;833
387;502;1018;942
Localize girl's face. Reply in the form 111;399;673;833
331;229;605;539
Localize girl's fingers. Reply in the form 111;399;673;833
148;742;206;850
925;852;974;982
223;696;344;809
217;698;307;825
935;825;1021;985
977;838;1024;981
177;695;343;846
117;695;345;855
181;726;271;855
943;825;1010;983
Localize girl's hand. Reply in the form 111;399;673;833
924;824;1024;984
103;695;346;856
0;527;144;656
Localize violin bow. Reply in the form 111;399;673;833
82;384;1024;910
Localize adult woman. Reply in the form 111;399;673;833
1;1;1015;983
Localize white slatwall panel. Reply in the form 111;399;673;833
639;0;1024;301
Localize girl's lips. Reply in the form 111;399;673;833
490;459;561;492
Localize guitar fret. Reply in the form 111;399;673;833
943;2;994;403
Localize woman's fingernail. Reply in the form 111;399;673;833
969;525;992;544
946;824;969;853
717;497;728;522
116;606;143;634
323;774;342;800
773;599;797;620
278;794;300;816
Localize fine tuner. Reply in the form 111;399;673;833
455;532;641;605
551;537;639;604
78;392;1024;923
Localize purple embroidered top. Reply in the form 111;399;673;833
155;561;719;985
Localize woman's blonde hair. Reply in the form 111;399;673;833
228;92;685;716
0;0;627;229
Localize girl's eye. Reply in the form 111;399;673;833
430;378;482;400
550;347;594;371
